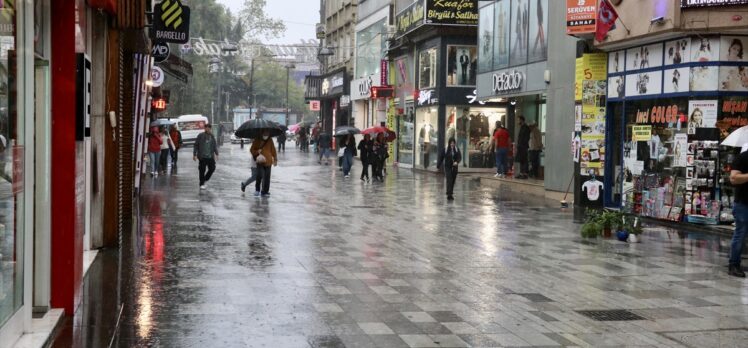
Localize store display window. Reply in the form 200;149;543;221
446;106;506;168
398;107;415;166
446;46;477;86
419;48;437;90
416;107;439;169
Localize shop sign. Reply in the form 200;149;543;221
417;89;437;105
381;60;389;86
632;125;652;141
425;0;478;26
466;90;486;105
492;70;523;94
396;0;425;38
151;66;165;88
152;42;171;63
309;100;321;111
635;104;682;124
321;72;345;97
153;0;191;44
566;0;597;35
681;0;748;8
340;95;351;108
351;75;374;101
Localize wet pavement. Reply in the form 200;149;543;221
50;143;748;347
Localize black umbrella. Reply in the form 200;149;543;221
334;126;360;136
234;119;284;139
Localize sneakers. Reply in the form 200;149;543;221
494;173;500;177
728;265;746;278
199;185;206;190
241;182;247;192
345;175;350;178
261;193;270;198
254;191;261;197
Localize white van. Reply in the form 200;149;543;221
173;114;208;145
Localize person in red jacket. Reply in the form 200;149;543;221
493;121;511;178
147;126;163;177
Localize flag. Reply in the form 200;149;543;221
595;0;619;42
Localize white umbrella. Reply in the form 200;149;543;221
722;125;748;148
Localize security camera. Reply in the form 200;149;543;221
651;16;665;25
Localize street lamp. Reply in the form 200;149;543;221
285;63;296;126
209;57;222;126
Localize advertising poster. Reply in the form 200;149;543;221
447;46;477;86
566;0;596;35
674;133;688;167
718;97;748;140
626;43;664;71
510;0;529;66
478;4;494;73
579;53;607;176
720;36;748;62
719;66;748;92
665;38;691;65
632;125;652;141
625;71;663;97
691;36;720;62
575;104;583;132
528;0;548;62
687;100;718;134
493;0;510;69
690;66;719;91
608;50;624;74
663;68;689;93
608;76;624;98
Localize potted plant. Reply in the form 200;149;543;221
580;220;601;238
597;210;623;238
624;216;643;243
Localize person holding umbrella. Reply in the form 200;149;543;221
358;134;373;182
147;126;163;177
193;124;219;190
341;134;357;178
437;138;462;201
250;129;278;197
372;133;388;182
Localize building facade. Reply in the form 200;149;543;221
351;0;389;132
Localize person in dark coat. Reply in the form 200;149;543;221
358;134;373;182
372;134;388;182
341;134;357;178
438;138;462;200
317;132;332;165
516;116;531;179
277;131;287;153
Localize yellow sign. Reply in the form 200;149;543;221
632;125;652;141
161;0;185;29
575;58;583;101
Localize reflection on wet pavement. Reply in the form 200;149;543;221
51;145;748;347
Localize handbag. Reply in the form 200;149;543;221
256;154;267;164
338;148;346;157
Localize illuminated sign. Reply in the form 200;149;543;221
152;98;167;110
371;86;394;99
492;70;523;94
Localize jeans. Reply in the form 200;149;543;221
361;160;370;180
529;150;541;178
160;149;170;172
256;165;272;194
319;147;330;162
171;148;179;164
148;151;160;174
342;152;354;175
458;137;468;167
730;202;748;267
243;167;257;186
198;158;216;186
495;148;508;174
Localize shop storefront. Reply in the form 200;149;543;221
605;35;748;225
316;69;350;133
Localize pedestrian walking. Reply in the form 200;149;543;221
193;124;219;190
147;127;162;177
341;134;357;178
318;132;332;165
372;133;387;182
169;125;183;166
250;130;278;197
529;123;543;179
240;145;258;193
358;134;373;182
516;116;530;179
277;131;287;153
729;151;748;277
438;138;462;201
159;126;175;174
493;121;511;178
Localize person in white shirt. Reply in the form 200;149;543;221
159;126;175;174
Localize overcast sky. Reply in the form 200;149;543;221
219;0;319;45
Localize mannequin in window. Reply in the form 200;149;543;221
420;123;436;168
459;49;470;85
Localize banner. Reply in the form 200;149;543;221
566;0;596;35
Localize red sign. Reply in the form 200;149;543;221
12;145;23;195
380;60;388;86
371;86;395;99
566;0;597;35
309;100;321;111
152;98;167;110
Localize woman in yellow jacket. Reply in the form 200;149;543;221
250;130;278;197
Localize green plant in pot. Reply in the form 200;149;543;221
597;210;623;238
623;216;643;243
580;208;605;238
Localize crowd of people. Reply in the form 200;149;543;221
147;124;183;177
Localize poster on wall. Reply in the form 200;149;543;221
494;0;510;69
687;100;718;134
625;71;663;97
447;46;477;86
691;37;720;62
674;133;688;167
575;104;582;132
510;0;529;66
719;66;748;91
720;36;748;62
663;68;690;93
718;98;748;140
528;0;548;62
608;50;625;74
608;76;624;98
690;66;719;91
626;43;663;71
478;4;494;73
665;38;691;65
